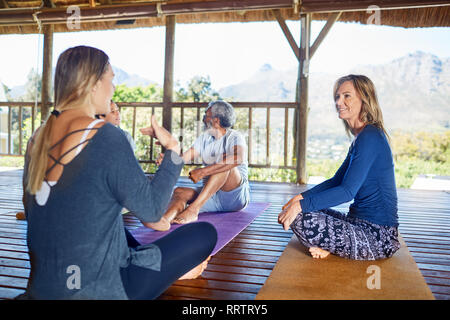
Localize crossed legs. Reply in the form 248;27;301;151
290;208;400;260
145;167;241;231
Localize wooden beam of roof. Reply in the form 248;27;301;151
300;0;450;13
273;10;344;62
43;0;56;9
1;0;9;9
0;0;294;26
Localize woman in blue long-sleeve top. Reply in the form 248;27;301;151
19;46;217;299
278;74;400;260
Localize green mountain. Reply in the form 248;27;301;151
219;51;450;140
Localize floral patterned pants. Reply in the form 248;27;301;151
290;208;401;260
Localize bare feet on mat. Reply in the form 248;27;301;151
179;256;211;280
172;205;200;225
145;216;171;232
309;247;330;259
145;202;187;231
16;211;25;220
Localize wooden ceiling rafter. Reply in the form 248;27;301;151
0;0;448;34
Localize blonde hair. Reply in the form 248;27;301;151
27;46;109;194
333;74;389;140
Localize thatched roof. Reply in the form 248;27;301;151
0;0;449;34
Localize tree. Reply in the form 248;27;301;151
112;84;162;103
21;68;43;102
2;83;11;100
175;76;220;102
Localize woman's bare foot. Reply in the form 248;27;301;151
145;201;187;231
309;247;330;259
179;256;211;280
144;216;171;231
173;205;200;225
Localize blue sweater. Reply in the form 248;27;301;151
22;123;183;299
300;125;398;227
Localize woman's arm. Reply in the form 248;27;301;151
299;131;380;213
109;118;183;223
300;151;351;199
108;138;183;223
278;150;351;230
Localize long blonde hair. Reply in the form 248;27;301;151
26;46;110;195
333;74;389;140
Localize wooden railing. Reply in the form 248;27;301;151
0;102;41;157
0;101;298;170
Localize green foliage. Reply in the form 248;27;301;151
10;107;39;155
9;68;45;102
112;84;162;103
391;130;450;163
306;159;342;179
2;83;11;100
248;131;450;188
248;167;297;183
0;156;24;168
112;84;163;163
394;156;449;188
175;76;220;102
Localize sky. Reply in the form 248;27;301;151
0;20;449;90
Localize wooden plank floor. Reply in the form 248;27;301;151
0;168;449;300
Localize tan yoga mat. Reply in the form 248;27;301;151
256;235;434;300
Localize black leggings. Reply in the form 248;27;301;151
121;222;217;300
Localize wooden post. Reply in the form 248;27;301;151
7;106;11;154
41;24;53;123
296;13;311;184
162;15;175;133
273;12;338;183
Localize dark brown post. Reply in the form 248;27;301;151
296;13;311;184
41;24;53;123
162;15;175;132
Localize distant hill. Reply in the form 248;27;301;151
4;51;449;140
218;51;450;139
111;66;156;87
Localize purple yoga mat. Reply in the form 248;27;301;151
130;202;271;255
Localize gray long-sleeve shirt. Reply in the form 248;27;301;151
22;123;183;299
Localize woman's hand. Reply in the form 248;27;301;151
188;168;204;184
140;115;180;154
278;196;303;231
282;193;303;210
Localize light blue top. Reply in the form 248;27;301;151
193;129;248;184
